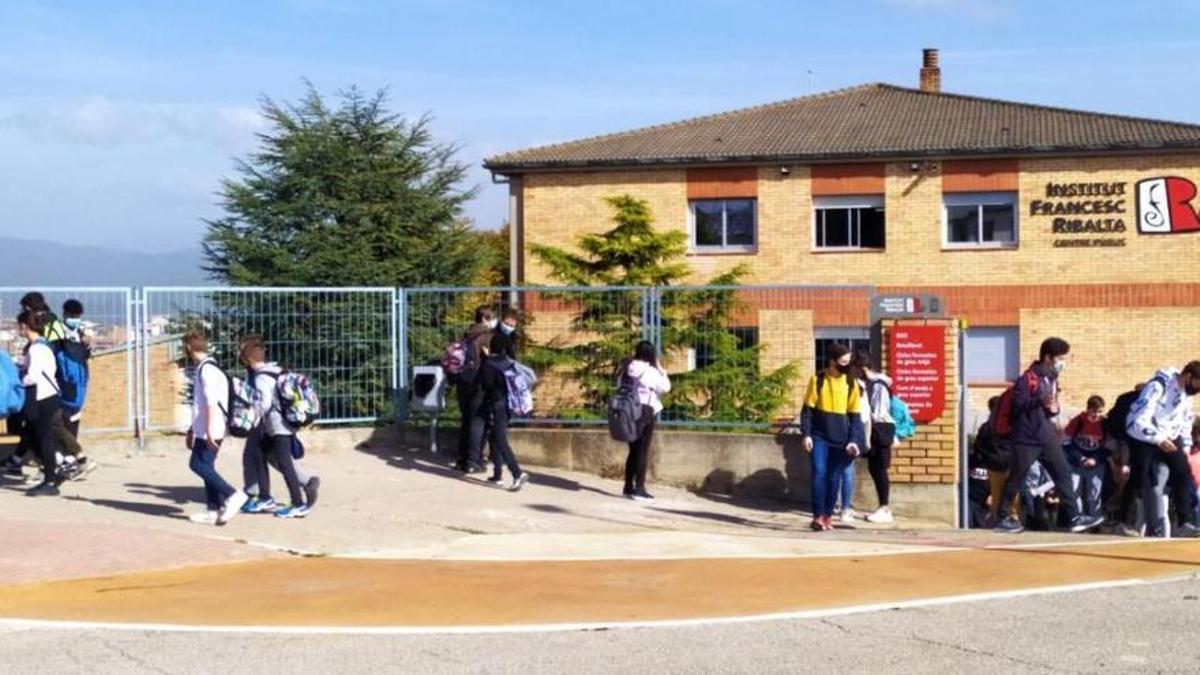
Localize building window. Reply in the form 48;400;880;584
813;196;885;250
814;327;871;371
944;192;1018;248
964;327;1019;383
689;327;759;371
689;199;756;252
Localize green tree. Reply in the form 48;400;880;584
203;83;480;287
531;195;796;425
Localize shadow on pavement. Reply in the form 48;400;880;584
62;494;187;520
125;483;207;505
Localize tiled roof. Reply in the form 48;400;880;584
485;83;1200;172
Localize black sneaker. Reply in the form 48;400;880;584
304;476;321;509
467;464;487;475
486;475;504;485
631;490;655;502
26;482;60;497
1067;514;1105;534
3;459;23;477
994;516;1024;534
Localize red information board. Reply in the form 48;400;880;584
888;325;946;423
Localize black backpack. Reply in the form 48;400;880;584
1105;389;1139;443
608;373;643;443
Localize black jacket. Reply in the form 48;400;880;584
1011;362;1059;448
478;356;512;408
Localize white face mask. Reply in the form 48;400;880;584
499;324;516;336
485;319;499;330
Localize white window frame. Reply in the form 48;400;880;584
812;195;886;252
688;198;757;253
942;191;1019;250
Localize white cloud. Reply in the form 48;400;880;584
0;98;267;149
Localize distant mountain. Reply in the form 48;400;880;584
0;237;210;287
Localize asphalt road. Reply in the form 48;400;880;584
5;573;1198;674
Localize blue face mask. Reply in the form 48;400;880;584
65;318;82;329
499;324;516;336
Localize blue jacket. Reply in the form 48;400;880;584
1010;363;1059;448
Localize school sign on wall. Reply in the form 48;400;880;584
1030;176;1200;249
888;325;946;424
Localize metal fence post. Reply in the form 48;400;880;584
394;287;408;425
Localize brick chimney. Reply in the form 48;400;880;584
919;48;941;93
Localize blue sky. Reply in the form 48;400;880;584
3;0;1200;253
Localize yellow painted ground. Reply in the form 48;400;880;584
2;541;1199;627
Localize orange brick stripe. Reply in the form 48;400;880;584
942;159;1019;192
810;162;886;196
1;541;1198;628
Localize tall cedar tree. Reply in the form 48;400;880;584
203;85;480;287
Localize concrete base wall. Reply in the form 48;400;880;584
52;425;958;526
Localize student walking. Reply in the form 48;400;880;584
1119;362;1200;538
239;336;310;518
454;307;496;474
833;360;868;524
56;298;95;480
478;334;529;491
183;328;247;525
1064;396;1109;520
16;311;62;496
619;341;671;501
799;343;864;532
994;338;1105;534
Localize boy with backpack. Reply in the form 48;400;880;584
994;337;1104;534
478;333;530;491
1063;395;1109;520
237;336;311;519
182;328;247;525
1118;362;1200;538
55;299;95;480
447;307;496;474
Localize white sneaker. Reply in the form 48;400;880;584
839;509;857;524
189;510;218;525
866;506;894;524
218;491;249;525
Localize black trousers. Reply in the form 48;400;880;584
456;385;487;468
1000;440;1079;522
1120;440;1154;528
22;394;60;481
1123;439;1197;529
624;405;656;493
488;401;522;479
868;444;891;507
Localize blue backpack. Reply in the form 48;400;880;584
0;351;25;418
55;340;90;415
891;395;916;440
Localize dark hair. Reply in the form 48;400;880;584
63;299;84;318
502;308;520;322
1183;361;1200;381
987;395;1001;413
633;340;657;367
17;310;45;334
20;292;47;312
474;306;496;324
1086;395;1105;411
824;343;851;368
1039;337;1070;362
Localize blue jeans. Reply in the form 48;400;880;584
189;440;236;511
835;460;856;512
811;436;850;517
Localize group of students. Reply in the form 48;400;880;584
448;306;671;500
968;337;1200;538
2;292;97;495
181;329;321;525
795;343;915;531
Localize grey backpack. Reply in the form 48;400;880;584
608;374;643;442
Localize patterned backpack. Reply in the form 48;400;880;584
226;374;264;438
503;360;538;417
276;371;320;430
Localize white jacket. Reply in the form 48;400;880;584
624;359;671;415
21;340;58;401
1127;368;1194;450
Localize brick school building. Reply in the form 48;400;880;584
485;50;1200;426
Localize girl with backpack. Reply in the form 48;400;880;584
452;307;497;474
618;341;671;501
853;350;899;524
798;343;864;531
16;310;62;496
